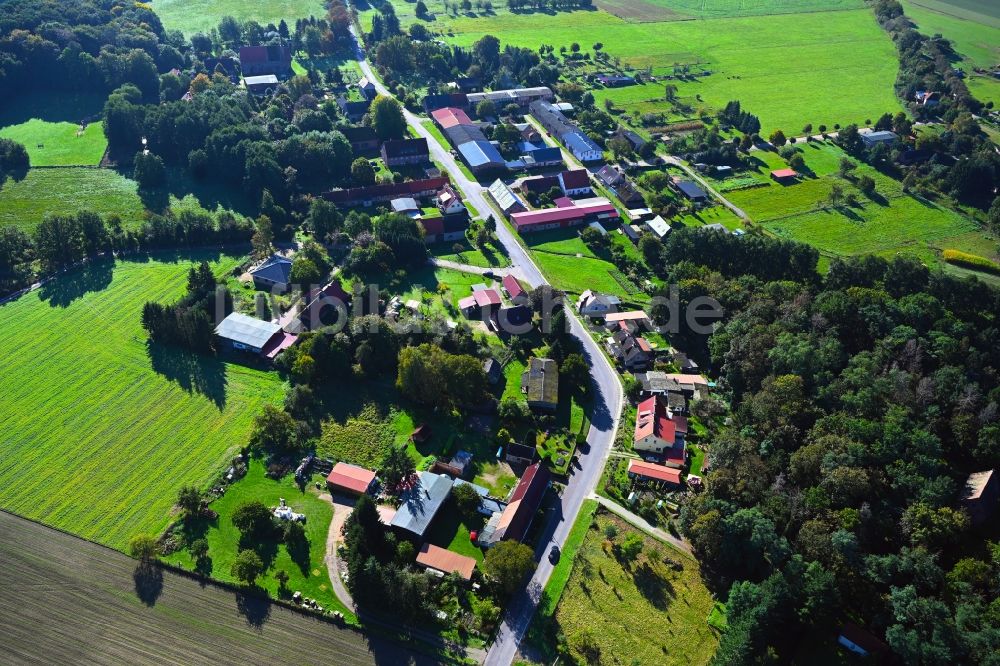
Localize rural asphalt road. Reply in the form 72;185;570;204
350;24;624;666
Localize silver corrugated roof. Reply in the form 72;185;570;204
214;312;282;349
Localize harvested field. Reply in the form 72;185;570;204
0;510;432;665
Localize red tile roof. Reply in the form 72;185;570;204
416;543;477;580
771;168;798;179
323;177;448;204
327;462;377;494
431;107;473;129
420;216;445;236
473;288;502;308
511;199;618;230
502;274;526;300
628;460;682;485
497;462;551;542
635;397;677;445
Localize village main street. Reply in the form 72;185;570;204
348;23;624;666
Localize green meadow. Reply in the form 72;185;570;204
596;0;864;22
523;228;647;301
0;119;106;166
151;0;327;36
164;459;348;617
725;142;998;268
417;7;902;133
0;169;146;231
0;91;108;166
548;512;718;665
0;167;255;233
0;253;286;551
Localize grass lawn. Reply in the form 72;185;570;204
163;459;349;617
0;91;108;166
0;168;146;231
428;7;901;132
0;253;287;551
728;142;998;267
425;499;486;564
152;0;327;36
0;119;106;166
429;238;509;268
0;166;256;232
523;228;647;302
546;512;718;665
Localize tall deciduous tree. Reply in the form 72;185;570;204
369;95;406;141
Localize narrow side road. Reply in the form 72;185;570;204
590;494;692;555
663;155;749;221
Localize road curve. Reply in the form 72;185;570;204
349;23;624;666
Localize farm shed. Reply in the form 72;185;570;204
326;462;377;496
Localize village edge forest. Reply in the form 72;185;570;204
1;0;1000;664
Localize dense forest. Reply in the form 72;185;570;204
656;232;1000;663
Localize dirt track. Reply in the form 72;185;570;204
0;510;438;666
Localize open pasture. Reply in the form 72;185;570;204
726;142;998;266
0;91;107;166
0;253;286;551
438;9;901;132
151;0;327;36
0;166;255;232
549;513;718;665
0;168;146;231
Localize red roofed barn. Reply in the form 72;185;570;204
327;462;377;496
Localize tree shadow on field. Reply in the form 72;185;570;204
147;341;228;409
38;258;115;307
633;561;674;611
133;562;164;606
235;588;272;630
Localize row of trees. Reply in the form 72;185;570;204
0;207;254;296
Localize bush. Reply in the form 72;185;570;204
942;249;1000;275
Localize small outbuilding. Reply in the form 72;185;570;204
415;543;477;580
327;462;377;496
770;168;799;183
